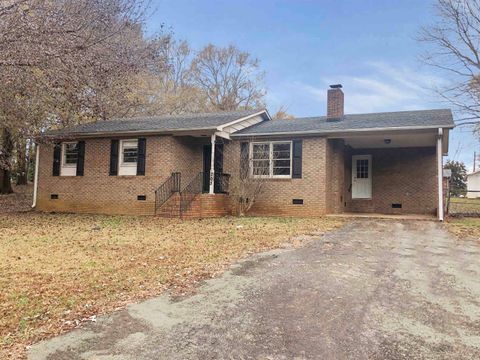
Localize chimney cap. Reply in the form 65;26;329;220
329;84;343;89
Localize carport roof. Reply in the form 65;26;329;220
231;109;454;137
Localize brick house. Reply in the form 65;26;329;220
33;85;454;220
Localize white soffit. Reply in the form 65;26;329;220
221;114;266;134
344;131;437;149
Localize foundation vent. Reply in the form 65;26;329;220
392;203;402;209
292;199;304;205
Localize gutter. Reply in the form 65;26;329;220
42;111;272;139
32;143;40;208
230;124;455;138
42;127;219;139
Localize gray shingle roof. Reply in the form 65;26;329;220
232;109;454;137
46;109;264;136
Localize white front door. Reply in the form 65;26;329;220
352;155;372;199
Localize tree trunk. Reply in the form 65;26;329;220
0;128;14;194
27;141;35;182
16;138;27;185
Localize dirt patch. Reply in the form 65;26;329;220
445;217;480;239
0;185;33;214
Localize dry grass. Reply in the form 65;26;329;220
448;197;480;215
0;211;343;359
446;217;480;239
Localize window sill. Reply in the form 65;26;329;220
252;177;293;181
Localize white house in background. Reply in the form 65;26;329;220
467;171;480;198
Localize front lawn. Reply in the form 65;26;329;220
0;212;343;359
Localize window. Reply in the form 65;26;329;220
356;159;369;179
251;141;292;178
63;142;78;166
118;139;138;176
273;142;291;176
252;143;270;176
121;140;138;165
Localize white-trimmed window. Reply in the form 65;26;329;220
119;139;138;175
61;142;78;176
250;141;292;178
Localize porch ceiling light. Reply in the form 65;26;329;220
384;138;392;144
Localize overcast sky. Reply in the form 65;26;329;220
146;0;479;171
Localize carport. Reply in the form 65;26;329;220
328;127;450;220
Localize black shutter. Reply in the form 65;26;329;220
292;139;302;179
76;141;85;176
137;138;146;176
52;142;61;176
240;142;249;179
109;139;119;176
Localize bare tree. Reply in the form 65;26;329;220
229;142;268;216
0;128;14;194
134;39;210;115
0;0;164;193
190;44;266;111
273;105;295;120
420;0;480;127
15;138;27;185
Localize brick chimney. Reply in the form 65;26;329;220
327;84;344;119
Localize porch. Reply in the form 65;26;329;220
153;171;231;218
153;129;232;218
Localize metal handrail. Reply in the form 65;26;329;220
179;172;204;216
215;173;231;194
155;172;181;213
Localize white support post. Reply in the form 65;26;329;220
32;143;40;208
437;128;444;221
209;133;216;194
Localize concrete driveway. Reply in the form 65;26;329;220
30;220;480;359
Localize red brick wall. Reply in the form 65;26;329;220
326;139;345;214
36;136;205;215
343;147;438;215
182;194;231;218
156;193;230;218
223;137;329;216
327;88;344;118
36;133;438;217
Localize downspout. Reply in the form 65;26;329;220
32;143;40;208
437;128;444;221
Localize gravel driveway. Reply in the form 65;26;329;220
29;219;480;359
